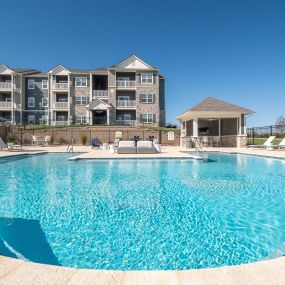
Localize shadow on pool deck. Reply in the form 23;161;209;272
0;217;60;266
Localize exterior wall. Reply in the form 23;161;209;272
69;74;90;124
24;76;49;124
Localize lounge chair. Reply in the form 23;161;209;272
44;136;51;146
247;136;276;149
91;138;100;149
0;137;8;151
272;138;285;149
117;141;136;154
137;141;157;154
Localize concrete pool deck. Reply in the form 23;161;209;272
1;145;285;284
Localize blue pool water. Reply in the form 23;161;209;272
0;153;285;270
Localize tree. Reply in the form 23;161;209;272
276;115;285;126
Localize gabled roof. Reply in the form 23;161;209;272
85;98;111;110
176;97;254;119
48;65;70;74
110;55;157;70
0;64;39;75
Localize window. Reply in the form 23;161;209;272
28;97;35;107
76;96;88;105
28;115;35;123
28;79;35;89
40;115;48;124
57;115;67;122
75;77;87;87
76;115;87;124
141;73;153;84
42;79;48;89
42;98;48;107
141;113;155;123
118;95;130;101
140;94;154;103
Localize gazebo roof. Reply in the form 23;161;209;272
176;97;254;120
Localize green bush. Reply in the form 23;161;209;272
81;135;87;145
7;134;16;143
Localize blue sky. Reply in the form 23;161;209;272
1;0;284;127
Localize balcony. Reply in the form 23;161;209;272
116;120;136;126
116;80;136;89
0;101;13;109
53;82;69;90
53;121;69;126
53;102;69;109
93;90;108;99
116;100;136;109
0;82;14;90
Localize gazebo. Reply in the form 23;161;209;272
176;97;254;148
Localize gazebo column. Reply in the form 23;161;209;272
218;119;221;137
193;118;198;137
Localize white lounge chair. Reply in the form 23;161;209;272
272;138;285;149
44;136;51;146
137;141;157;154
0;137;8;151
117;141;136;154
247;136;276;149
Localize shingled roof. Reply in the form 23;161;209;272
177;97;254;119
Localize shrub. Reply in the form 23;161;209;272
7;134;16;143
81;135;87;145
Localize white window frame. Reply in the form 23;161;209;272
28;114;35;123
28;79;35;89
141;94;153;103
76;115;87;124
28;97;35;108
76;96;88;105
141;113;154;123
42;79;48;89
141;73;153;84
75;77;87;87
42;98;48;107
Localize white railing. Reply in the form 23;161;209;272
116;80;136;88
116;100;136;108
0;101;13;108
116;120;136;126
0;82;14;89
93;90;108;98
53;102;69;109
53;82;69;90
53;121;69;126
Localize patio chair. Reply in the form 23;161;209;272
272;138;285;149
44;136;51;146
91;138;100;149
117;141;136;154
201;136;209;147
114;138;120;148
31;135;37;147
247;136;276;149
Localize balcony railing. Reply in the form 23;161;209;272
93;90;108;98
116;80;136;88
116;100;136;108
0;82;14;89
0;101;13;108
53;82;69;90
53;102;69;109
116;120;136;126
53;121;69;126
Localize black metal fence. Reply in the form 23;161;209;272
247;124;285;145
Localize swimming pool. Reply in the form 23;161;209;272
0;153;284;270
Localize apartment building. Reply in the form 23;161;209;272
0;55;165;127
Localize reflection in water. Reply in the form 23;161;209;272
0;217;60;265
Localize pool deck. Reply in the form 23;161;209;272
1;145;285;284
